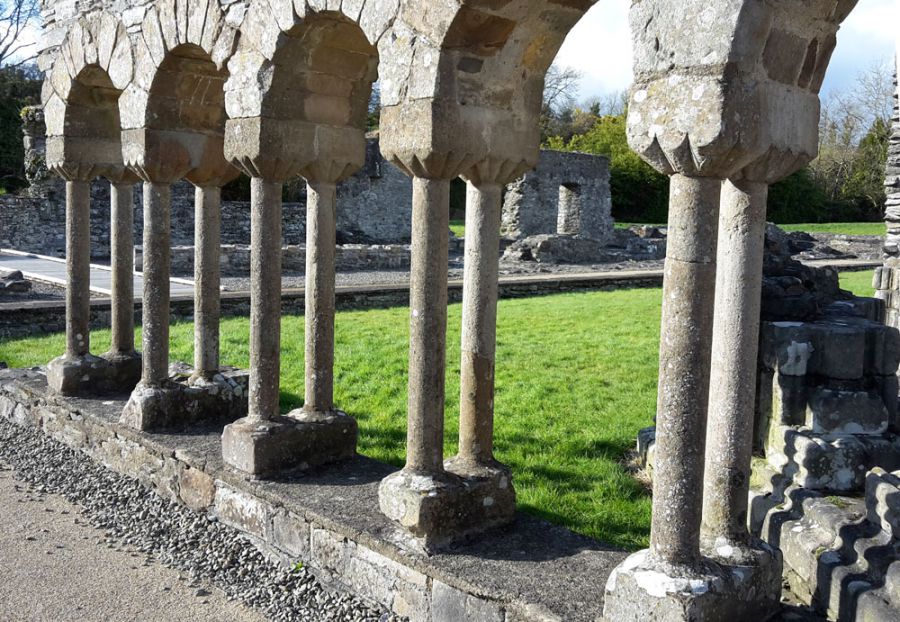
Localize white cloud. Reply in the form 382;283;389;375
552;0;633;103
553;0;897;102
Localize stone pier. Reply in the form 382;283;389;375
604;0;842;618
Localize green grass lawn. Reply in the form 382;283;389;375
449;219;465;237
778;222;884;236
0;288;661;550
840;269;876;297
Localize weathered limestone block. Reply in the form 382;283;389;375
120;363;249;431
178;466;216;511
603;548;782;622
806;388;890;436
767;425;869;491
271;510;310;559
432;580;504;622
221;411;357;476
866;467;900;538
213;482;269;540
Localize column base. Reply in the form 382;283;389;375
603;549;782;622
378;461;515;553
47;351;142;396
221;409;357;477
120;363;249;431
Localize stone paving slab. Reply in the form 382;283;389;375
0;249;194;297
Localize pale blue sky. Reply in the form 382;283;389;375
554;0;898;102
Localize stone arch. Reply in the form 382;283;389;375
224;2;380;182
42;12;133;179
120;0;237;183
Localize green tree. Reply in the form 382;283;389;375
0;63;40;191
548;114;670;223
839;117;890;218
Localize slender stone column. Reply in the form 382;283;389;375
248;177;283;422
701;179;768;550
65;179;92;359
193;185;222;381
457;181;502;467
109;181;136;356
141;181;172;387
405;176;451;474
649;174;721;567
304;181;337;414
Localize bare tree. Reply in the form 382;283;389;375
0;0;40;68
809;58;894;207
583;90;628;117
543;63;582;115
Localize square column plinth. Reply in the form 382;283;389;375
47;352;142;396
221;409;358;476
120;363;248;431
378;460;515;552
603;547;782;621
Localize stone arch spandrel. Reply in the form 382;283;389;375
626;0;860;183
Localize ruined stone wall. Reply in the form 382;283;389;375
12;122;612;253
0;181;305;258
501;150;613;242
877;65;900;328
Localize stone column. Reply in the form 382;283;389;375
141;181;172;388
456;180;502;468
121;180;173;430
47;177;94;396
701;180;769;553
192;185;222;382
248;177;283;421
65;179;92;359
649;174;722;567
405;176;451;473
223;174;357;475
303;181;337;414
108;181;137;357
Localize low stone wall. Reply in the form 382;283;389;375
0;369;625;622
135;244;413;276
0;272;664;340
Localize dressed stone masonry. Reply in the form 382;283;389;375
876;57;900;328
23;0;873;619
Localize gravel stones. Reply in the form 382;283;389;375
0;418;401;622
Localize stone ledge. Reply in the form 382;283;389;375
0;368;626;622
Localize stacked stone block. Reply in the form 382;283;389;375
759;304;900;493
877;69;900;328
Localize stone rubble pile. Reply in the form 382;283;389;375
0;270;32;293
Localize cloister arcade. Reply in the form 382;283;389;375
36;0;861;618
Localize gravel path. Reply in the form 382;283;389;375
0;464;266;621
220;258;667;293
0;419;398;622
